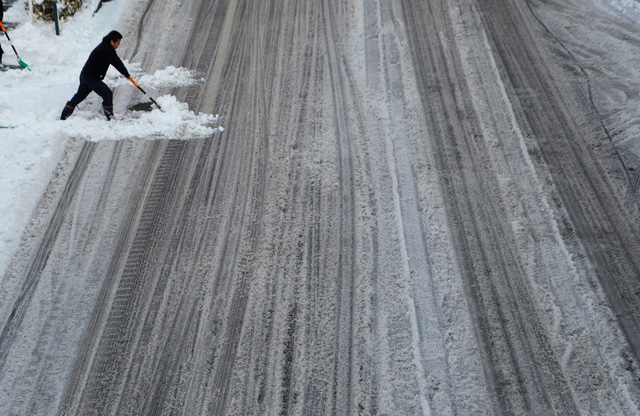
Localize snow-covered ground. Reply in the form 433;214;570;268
0;0;221;277
3;0;640;413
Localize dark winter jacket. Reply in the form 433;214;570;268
81;38;130;80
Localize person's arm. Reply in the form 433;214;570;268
110;51;130;78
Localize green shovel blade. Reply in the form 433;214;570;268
18;59;31;71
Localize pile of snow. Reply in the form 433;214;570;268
4;94;220;141
0;0;222;276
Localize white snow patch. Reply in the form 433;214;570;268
2;95;222;142
110;65;203;89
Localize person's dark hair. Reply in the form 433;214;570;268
103;30;123;44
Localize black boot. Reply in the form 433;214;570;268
103;105;114;121
60;102;75;120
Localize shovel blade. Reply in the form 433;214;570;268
129;102;154;112
18;59;31;71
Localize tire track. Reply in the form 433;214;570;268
400;0;580;413
478;0;640;366
66;141;190;415
320;1;358;414
55;140;164;415
221;2;360;414
57;1;233;413
448;2;640;413
0;143;96;376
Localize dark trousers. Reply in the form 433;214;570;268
69;73;113;108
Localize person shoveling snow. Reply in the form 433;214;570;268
0;0;26;69
61;30;130;121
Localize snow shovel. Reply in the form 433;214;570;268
128;78;164;112
0;22;31;71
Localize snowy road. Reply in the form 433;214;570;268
2;0;640;414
